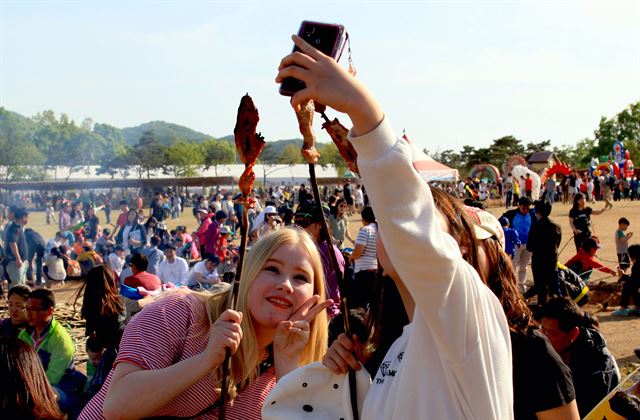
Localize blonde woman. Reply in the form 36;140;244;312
80;228;332;419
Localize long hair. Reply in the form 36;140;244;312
429;186;480;270
430;186;534;333
76;265;124;321
331;198;348;218
0;337;64;420
481;237;535;333
199;227;328;400
572;193;584;211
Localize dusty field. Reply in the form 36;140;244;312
3;198;639;373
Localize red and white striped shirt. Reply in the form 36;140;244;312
80;292;276;419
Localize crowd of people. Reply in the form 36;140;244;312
1;35;640;419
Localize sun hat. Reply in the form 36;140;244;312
464;206;505;250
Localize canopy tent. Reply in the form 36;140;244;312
401;134;459;182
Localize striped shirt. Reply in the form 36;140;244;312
79;293;276;419
354;223;378;273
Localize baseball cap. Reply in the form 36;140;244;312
264;205;277;215
197;208;208;214
464;206;505;250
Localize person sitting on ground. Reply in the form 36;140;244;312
124;253;162;292
79;228;332;419
107;245;125;277
18;289;85;415
141;235;165;275
539;297;620;417
0;336;64;420
77;241;103;275
1;285;32;338
189;255;220;289
564;238;617;281
157;243;190;287
612;244;640;316
45;231;65;256
43;246;67;287
95;228;115;258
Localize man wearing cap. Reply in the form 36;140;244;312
194;208;212;257
4;207;30;286
294;200;342;319
502;197;537;293
525;200;562;306
157;244;190;287
204;210;227;258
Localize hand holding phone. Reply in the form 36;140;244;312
279;21;346;96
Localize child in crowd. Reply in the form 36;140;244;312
95;228;115;258
107;246;126;277
499;216;521;258
565;238;617;281
615;217;633;272
612;244;640;316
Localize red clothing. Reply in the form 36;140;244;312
116;212;128;228
565;250;616;276
124;271;162;291
215;236;227;260
79;293;275;419
204;221;221;256
525;177;533;192
195;217;212;248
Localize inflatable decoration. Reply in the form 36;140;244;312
612;141;625;167
469;164;501;184
594;162;620;178
589;157;599;176
511;165;541;199
542;161;572;183
505;155;527;174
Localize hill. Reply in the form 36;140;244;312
121;121;212;146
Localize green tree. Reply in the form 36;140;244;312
317;142;347;176
202;139;236;175
593;101;640;165
277;144;304;165
424;148;463;170
164;140;204;178
131;130;166;178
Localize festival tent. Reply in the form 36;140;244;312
401;134;459;182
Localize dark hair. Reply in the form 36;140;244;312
361;206;376;224
538;297;599;332
628;244;640;261
130;253;149;272
150;235;161;247
618;217;630;226
0;337;64;419
119;200;127;206
86;335;104;353
29;289;55;309
572;193;584;210
215;210;228;221
205;255;220;265
102;228;111;235
77;265;124;325
581;238;599;252
331;198;348;218
8;285;32;299
13;207;28;219
144;216;158;228
518;196;532;207
481;237;534;333
534;200;552;218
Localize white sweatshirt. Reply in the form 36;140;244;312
352;118;513;419
157;257;190;287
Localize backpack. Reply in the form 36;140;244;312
556;263;589;305
66;259;81;277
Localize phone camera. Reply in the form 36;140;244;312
314;38;321;45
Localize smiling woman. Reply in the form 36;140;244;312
79;228;331;419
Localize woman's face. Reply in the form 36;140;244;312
578;196;585;207
338;202;348;215
248;243;315;337
127;210;137;223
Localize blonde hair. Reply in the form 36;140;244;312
201;227;328;400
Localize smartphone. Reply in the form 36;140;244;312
279;21;346;96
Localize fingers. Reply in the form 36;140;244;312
322;334;361;374
291;34;326;60
278;50;317;72
302;299;334;322
219;309;242;324
289;295;319;321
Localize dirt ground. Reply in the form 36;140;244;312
2;198;639;373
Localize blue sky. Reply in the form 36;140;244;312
1;0;639;153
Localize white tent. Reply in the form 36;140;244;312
401;134;459;182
